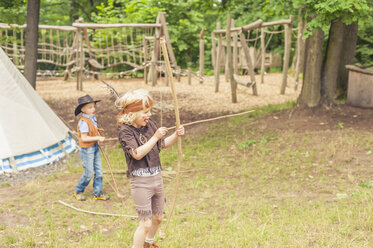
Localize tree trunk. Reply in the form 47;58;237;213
321;18;345;103
294;17;306;90
336;22;358;99
24;0;40;89
298;28;324;107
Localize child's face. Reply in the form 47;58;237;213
81;102;96;116
132;108;152;128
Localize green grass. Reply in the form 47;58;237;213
0;102;372;247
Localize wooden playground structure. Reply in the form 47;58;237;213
0;12;179;90
205;14;304;98
0;11;304;102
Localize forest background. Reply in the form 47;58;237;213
1;0;372;71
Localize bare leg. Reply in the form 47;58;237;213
133;219;152;248
146;215;163;240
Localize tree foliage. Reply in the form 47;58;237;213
263;0;371;36
92;0;221;67
0;0;27;24
0;0;372;68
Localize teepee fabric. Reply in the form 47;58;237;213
0;48;76;173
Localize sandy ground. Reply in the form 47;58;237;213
37;73;301;114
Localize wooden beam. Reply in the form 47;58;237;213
211;31;216;69
346;65;373;76
149;13;162;86
72;23;161;29
213;27;241;34
143;35;148;84
0;23;77;31
234;74;253;87
214;22;222;92
212;18;293;34
199;28;205;84
240;32;258;96
226;14;237;103
233;23;238;75
159;12;177;68
188;67;192;85
262;19;293;27
242;19;263;31
260;27;265;84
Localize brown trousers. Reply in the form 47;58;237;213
130;173;165;221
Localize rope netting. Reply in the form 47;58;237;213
83;27;156;78
212;27;289;73
238;26;289;71
0;23;77;76
0;23;160;79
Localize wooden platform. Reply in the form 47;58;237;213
346;65;373;108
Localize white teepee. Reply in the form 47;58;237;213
0;48;76;174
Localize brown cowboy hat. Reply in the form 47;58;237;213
74;94;101;116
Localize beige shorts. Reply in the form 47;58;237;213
130;173;165;221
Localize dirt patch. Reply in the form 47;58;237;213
37;74;373;140
262;104;373;132
2;74;373;186
37;73;300;140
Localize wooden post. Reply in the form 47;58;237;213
159;12;177;68
159;38;182;238
260;27;265;84
83;27;98;80
165;63;169;86
143;34;148;84
42;30;46;61
159;12;180;81
233;19;239;75
226;14;237;103
64;29;77;81
188;67;192;85
78;26;84;90
12;30;18;66
224;20;231;83
280;16;293;94
74;18;85;90
214;22;222;92
176;66;181;82
199;28;205;84
20;28;24;64
225;42;229;82
240;31;258;96
150;35;159;86
211;31;216;70
74;25;82;89
149;13;162;86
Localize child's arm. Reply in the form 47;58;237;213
164;125;185;149
80;133;105;143
130;127;168;160
78;120;105;143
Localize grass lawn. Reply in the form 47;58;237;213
1;102;372;247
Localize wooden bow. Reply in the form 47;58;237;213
160;37;182;236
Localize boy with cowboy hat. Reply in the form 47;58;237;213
73;94;109;201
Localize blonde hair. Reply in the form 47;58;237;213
115;89;154;125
